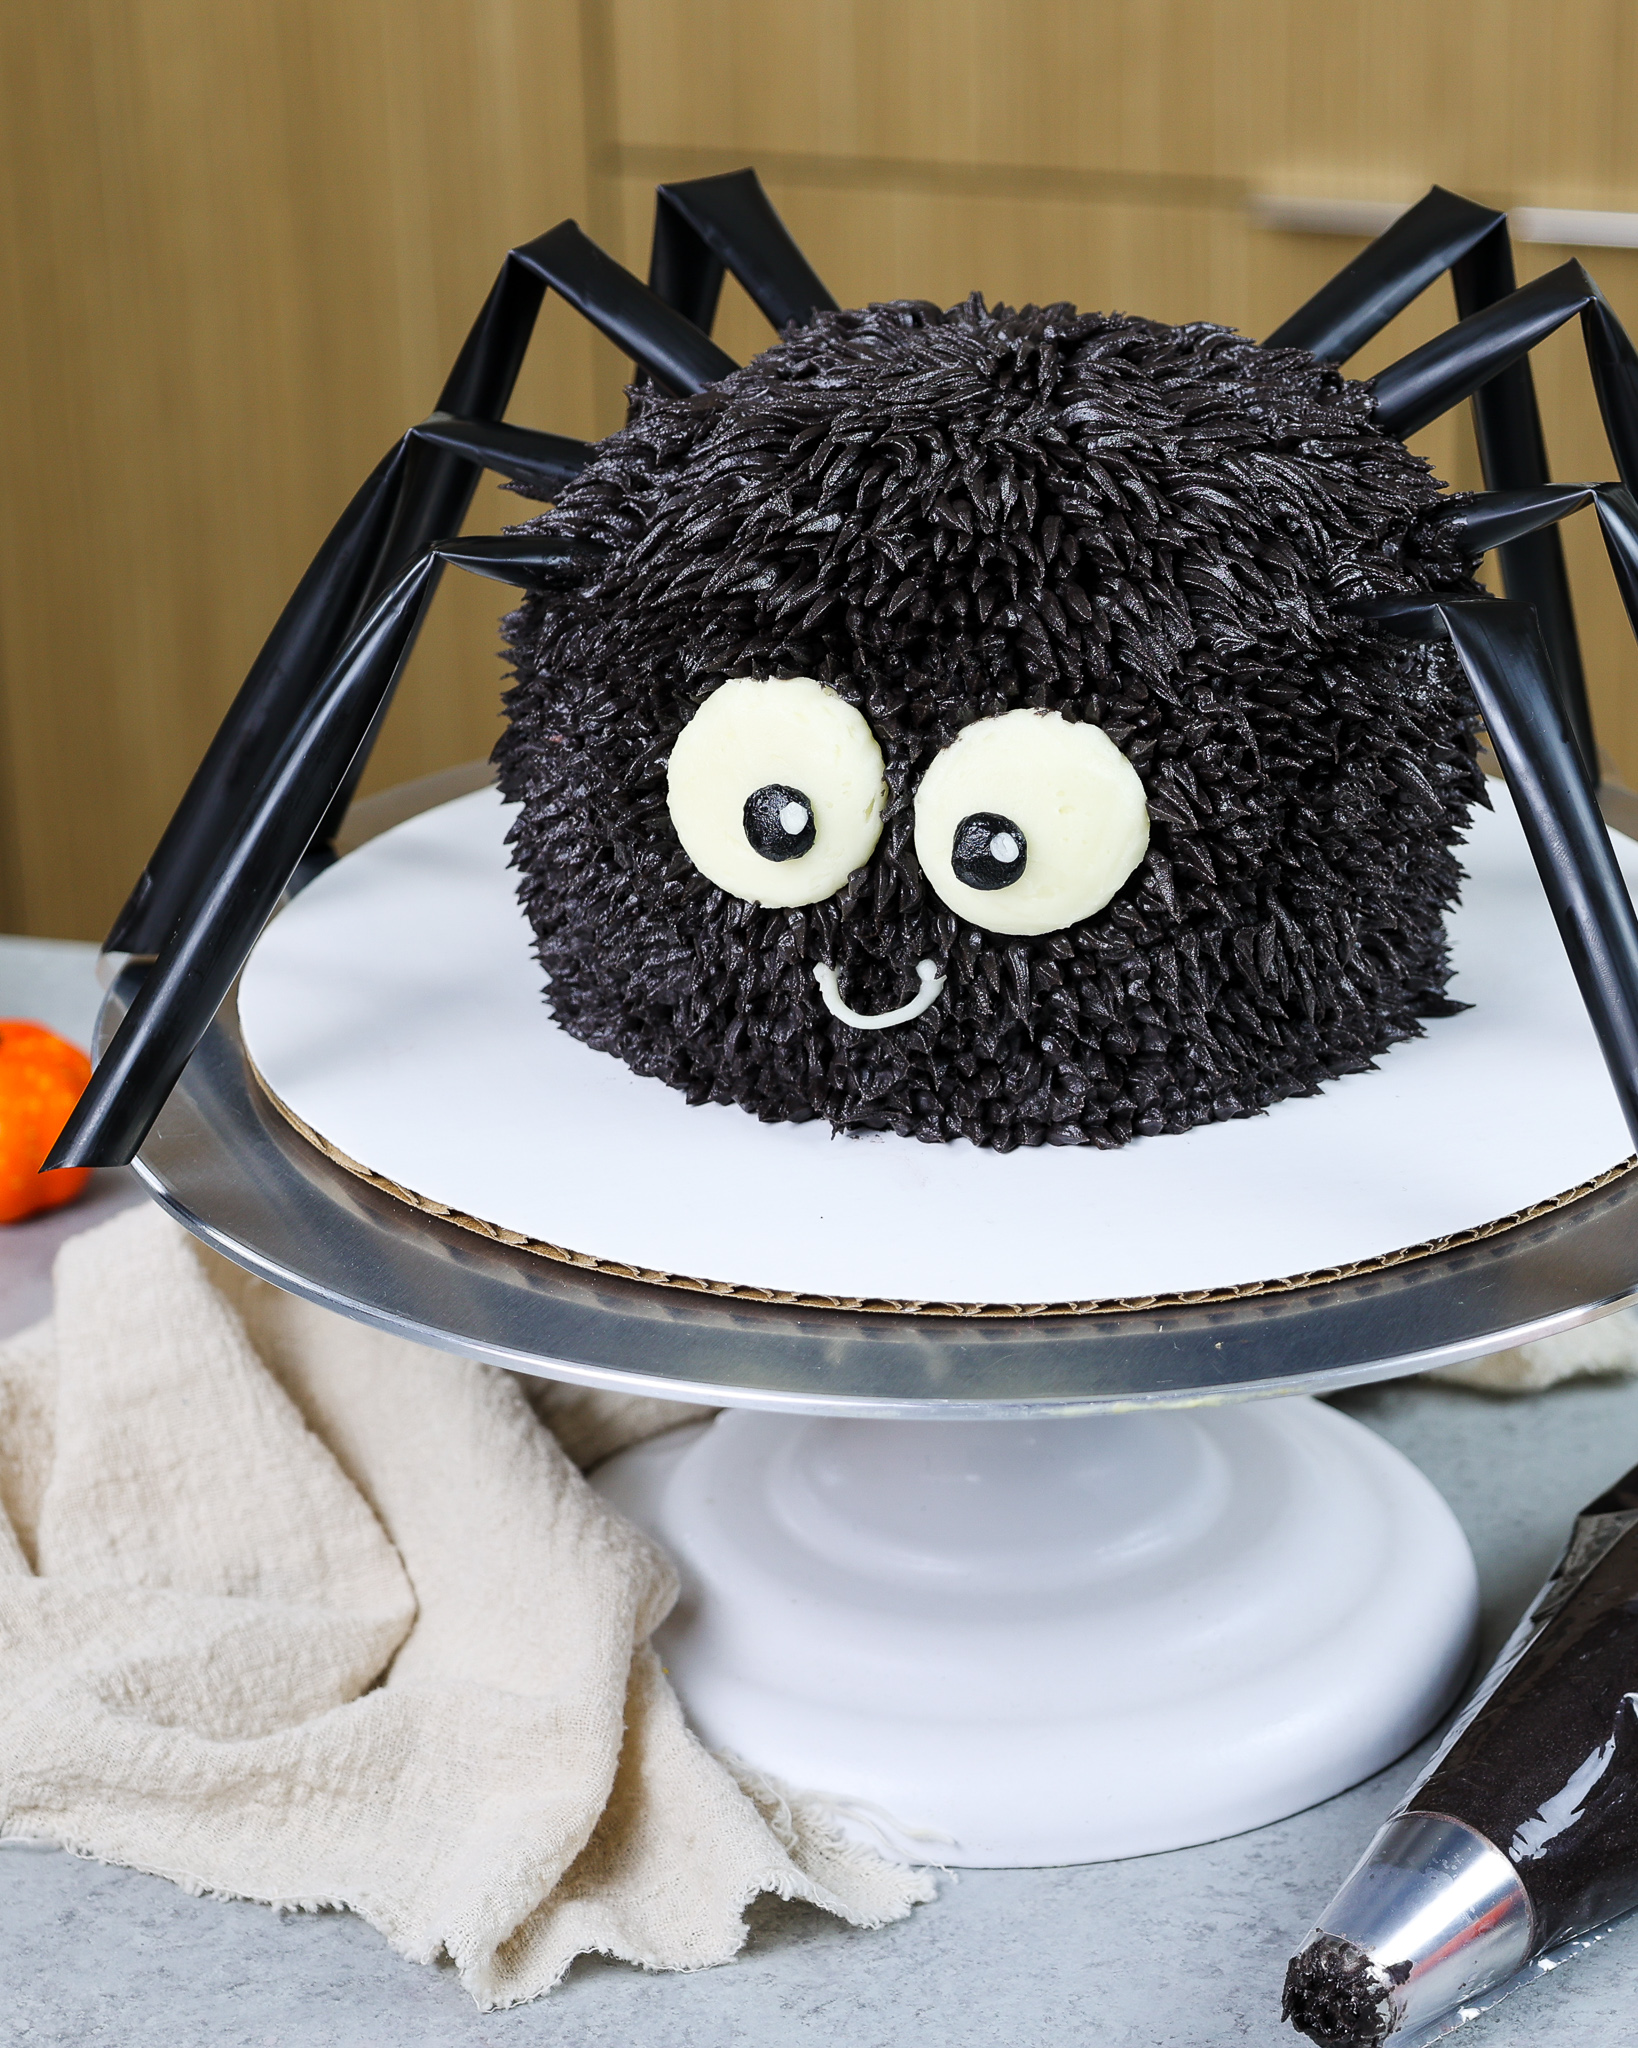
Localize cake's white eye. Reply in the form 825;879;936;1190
666;676;887;907
913;709;1150;936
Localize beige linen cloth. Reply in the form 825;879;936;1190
0;1204;931;2008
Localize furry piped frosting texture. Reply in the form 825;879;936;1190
495;297;1484;1151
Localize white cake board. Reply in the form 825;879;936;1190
239;783;1637;1310
594;1397;1478;1865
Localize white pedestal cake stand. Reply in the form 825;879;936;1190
105;782;1638;1868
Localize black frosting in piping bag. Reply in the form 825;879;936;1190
1413;1460;1638;1949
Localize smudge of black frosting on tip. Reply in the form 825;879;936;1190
1282;1934;1400;2045
494;296;1485;1152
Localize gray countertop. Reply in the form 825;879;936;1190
4;937;1638;2047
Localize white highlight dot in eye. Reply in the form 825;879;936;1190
779;801;808;836
989;831;1021;865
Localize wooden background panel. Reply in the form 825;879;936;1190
4;0;1638;937
0;0;600;939
606;0;1638;197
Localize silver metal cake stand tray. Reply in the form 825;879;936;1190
98;777;1638;1869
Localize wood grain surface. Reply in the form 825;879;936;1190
1;0;1634;935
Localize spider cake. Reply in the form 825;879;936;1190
494;296;1483;1152
65;175;1638;1179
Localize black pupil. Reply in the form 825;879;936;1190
951;811;1027;891
744;783;816;861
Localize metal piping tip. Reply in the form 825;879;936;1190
1283;1813;1535;2045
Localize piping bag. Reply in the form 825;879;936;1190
1284;1457;1638;2045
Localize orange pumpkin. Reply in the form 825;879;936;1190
0;1020;92;1224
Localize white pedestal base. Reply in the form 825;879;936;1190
594;1399;1478;1867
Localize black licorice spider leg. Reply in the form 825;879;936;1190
1365;245;1638;600
1269;185;1593;780
1369;474;1638;1150
52;533;607;1171
1328;243;1638;1155
1356;590;1638;1149
645;167;839;357
1272;220;1638;1149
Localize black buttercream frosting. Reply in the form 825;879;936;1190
495;296;1484;1150
1416;1491;1638;1949
1280;1934;1403;2046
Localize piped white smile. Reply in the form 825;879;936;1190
813;959;946;1030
